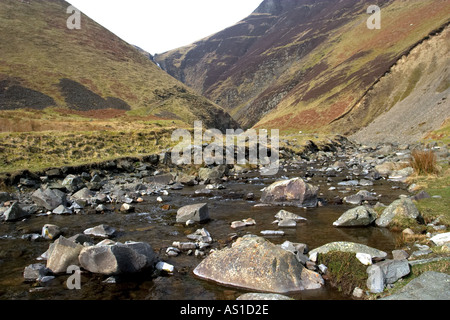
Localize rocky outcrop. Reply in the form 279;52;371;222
193;235;324;293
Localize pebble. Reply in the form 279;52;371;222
156;261;175;274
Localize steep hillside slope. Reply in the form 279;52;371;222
348;25;450;145
0;0;237;131
155;0;450;132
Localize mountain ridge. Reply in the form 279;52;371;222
155;0;450;134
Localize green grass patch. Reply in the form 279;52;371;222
318;251;368;296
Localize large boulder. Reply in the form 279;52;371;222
32;188;66;211
176;203;210;223
260;177;318;208
375;197;422;228
193;235;324;293
3;202;31;221
78;241;158;275
46;236;84;274
333;206;377;227
309;242;387;260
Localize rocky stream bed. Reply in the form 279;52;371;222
1;136;449;300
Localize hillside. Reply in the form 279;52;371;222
0;0;237;131
348;25;450;144
155;0;450;133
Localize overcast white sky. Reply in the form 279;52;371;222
67;0;264;55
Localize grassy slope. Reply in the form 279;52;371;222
0;0;239;176
0;0;233;129
254;0;450;133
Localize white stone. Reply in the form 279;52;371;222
430;232;450;246
260;230;285;236
356;252;373;266
156;261;174;274
309;252;318;262
318;264;328;274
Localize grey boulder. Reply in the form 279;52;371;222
79;241;158;275
32;188;66;211
367;259;410;294
176;203;210;223
3;202;31;221
46;236;84;274
333;206;377;227
376;197;422;228
193;235;324;293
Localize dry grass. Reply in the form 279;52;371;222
409;149;439;175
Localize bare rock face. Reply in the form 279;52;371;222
261;177;318;208
193;235;324;293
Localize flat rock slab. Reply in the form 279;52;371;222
309;241;387;260
193;235;324;293
380;271;450;300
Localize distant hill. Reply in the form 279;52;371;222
155;0;450;134
0;0;237;131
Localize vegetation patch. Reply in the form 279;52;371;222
409;149;439;175
0;128;177;176
318;251;368;296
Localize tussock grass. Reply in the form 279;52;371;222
410;149;439;175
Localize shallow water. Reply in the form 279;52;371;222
0;162;407;300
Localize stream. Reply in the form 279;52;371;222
0;154;407;300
